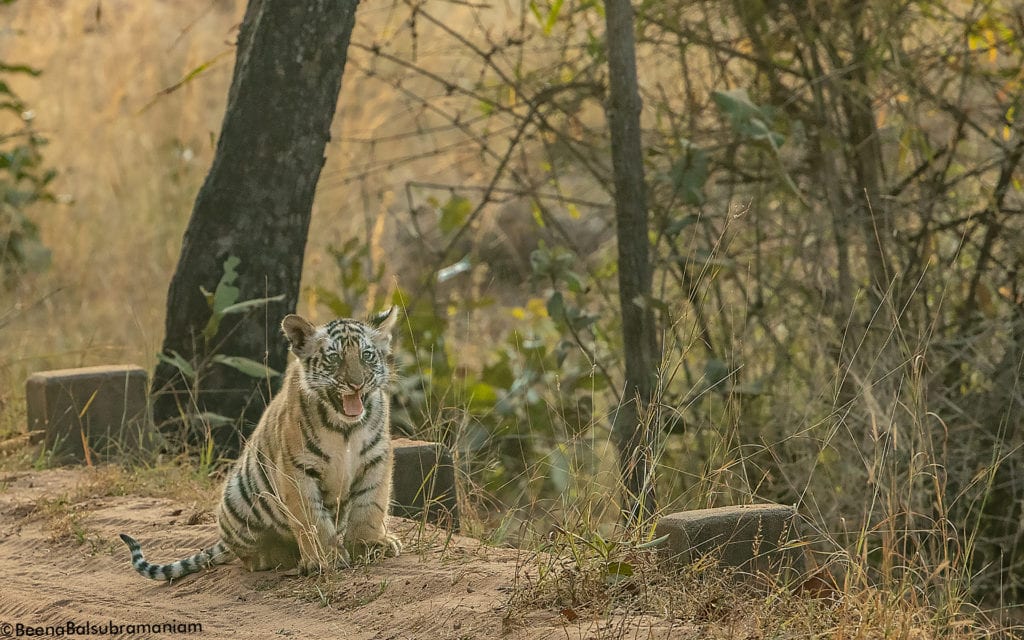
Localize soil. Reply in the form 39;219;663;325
0;468;688;639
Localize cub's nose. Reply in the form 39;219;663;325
338;378;365;392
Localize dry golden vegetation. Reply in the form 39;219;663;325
0;463;999;638
2;0;1024;638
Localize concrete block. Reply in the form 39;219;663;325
26;365;155;463
391;438;459;530
655;503;802;575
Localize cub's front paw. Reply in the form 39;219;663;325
382;533;402;558
353;533;402;562
298;547;350;576
297;557;327;576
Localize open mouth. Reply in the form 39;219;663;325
340;391;364;418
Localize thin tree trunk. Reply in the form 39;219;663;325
605;0;658;526
151;0;359;456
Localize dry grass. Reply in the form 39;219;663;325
0;0;484;432
35;462;217;506
2;461;214;563
0;436;1011;637
499;522;1003;639
0;0;238;432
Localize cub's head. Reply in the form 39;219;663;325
281;307;399;422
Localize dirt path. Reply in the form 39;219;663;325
0;468;685;640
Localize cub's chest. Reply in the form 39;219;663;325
316;424;385;497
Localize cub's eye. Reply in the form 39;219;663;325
361;348;377;362
324;352;341;365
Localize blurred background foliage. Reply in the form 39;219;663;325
312;0;1024;604
1;0;1023;610
0;52;53;280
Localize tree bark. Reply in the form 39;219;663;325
151;0;359;456
605;0;659;525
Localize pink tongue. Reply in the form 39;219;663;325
341;393;363;417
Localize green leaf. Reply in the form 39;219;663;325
585;29;604;61
564;270;586;293
531;202;546;228
313;285;352;317
202;256;242;342
548;445;571;493
590;533;615;556
554;339;572;368
711;88;763;122
0;62;42;76
211;354;280;379
212;256;242;315
546;291;566;320
701;358;731;393
636;533;670;550
529;247;550;276
711;88;785;148
665;214;700;236
543;0;565;35
219;293;286;315
578;371;609;392
0;99;24;114
157;350;196;379
482;355;515;389
467;381;499;408
670;143;708;206
439;195;472;235
605;561;634;584
729;380;766;396
194;412;234;428
437;255;472;283
137;49;233;115
528;0;543;26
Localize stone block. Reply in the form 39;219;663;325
26;365;155;463
391;438;459;530
655;503;802;575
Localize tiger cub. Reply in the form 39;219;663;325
120;308;402;580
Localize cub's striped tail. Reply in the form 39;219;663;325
119;533;235;581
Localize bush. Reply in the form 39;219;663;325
0;59;53;281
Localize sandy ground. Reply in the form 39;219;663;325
0;468;689;640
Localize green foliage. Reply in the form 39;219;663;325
663;140;708;207
199;255;285;346
711;89;785;148
157;350;196;379
312;237;385;318
158;256;283;383
210;354;280;379
529;0;566;36
438;194;472;235
341;0;1023;616
317;225;611;503
0;56;53;281
504;525;676;619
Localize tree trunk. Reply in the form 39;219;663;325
605;0;659;526
151;0;359;456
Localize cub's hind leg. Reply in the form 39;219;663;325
237;531;302;572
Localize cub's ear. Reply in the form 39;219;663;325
282;314;317;357
369;305;400;348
